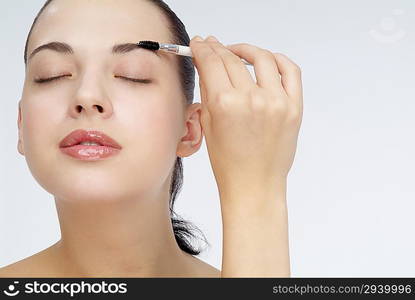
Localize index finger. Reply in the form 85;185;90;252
225;43;284;92
190;37;233;96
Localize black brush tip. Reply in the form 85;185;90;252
137;40;160;51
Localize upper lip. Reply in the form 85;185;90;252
59;129;122;149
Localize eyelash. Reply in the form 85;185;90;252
34;75;152;84
34;75;69;84
114;76;152;84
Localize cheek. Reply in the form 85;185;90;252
119;93;183;172
22;94;66;151
20;97;66;196
22;99;54;150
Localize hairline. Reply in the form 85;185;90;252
24;0;176;66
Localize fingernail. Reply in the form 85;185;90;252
206;35;219;42
193;35;203;41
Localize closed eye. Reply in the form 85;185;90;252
34;75;152;84
34;75;70;84
115;76;152;84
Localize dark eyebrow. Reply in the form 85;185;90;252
28;41;161;62
112;43;160;58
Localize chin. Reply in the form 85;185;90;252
30;166;134;204
25;149;159;205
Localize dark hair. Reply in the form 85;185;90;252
24;0;208;255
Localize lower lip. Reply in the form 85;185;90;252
59;145;121;161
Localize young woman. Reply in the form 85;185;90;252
0;0;303;277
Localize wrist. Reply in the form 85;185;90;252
219;182;288;221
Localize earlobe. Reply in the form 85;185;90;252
17;140;24;156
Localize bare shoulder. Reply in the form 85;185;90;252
0;246;58;277
186;255;221;278
0;257;38;277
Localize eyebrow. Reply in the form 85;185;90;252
28;41;161;62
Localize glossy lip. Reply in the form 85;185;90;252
59;129;122;161
59;129;122;149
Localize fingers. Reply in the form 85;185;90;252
225;43;284;93
272;52;303;102
190;36;303;113
190;36;233;99
203;36;256;90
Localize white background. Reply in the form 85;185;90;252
1;0;414;276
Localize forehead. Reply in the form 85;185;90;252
28;0;172;57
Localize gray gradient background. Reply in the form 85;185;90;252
1;0;414;276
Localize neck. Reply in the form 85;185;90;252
52;189;190;277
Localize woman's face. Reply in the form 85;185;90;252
18;0;198;203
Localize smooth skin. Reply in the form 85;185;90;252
0;0;302;278
190;36;303;277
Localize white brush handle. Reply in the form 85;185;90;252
177;45;193;57
167;44;252;66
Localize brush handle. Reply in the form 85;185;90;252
176;45;193;57
175;45;252;66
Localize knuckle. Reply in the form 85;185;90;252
270;100;289;116
238;42;250;48
293;64;302;75
262;49;276;60
276;52;302;74
248;89;270;112
217;90;235;102
286;107;303;124
249;98;268;112
212;90;235;112
213;102;230;115
254;49;276;66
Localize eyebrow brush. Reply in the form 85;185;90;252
137;40;252;66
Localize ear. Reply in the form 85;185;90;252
17;99;25;156
176;103;203;158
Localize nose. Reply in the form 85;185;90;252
69;73;113;120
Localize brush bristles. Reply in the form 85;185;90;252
137;40;160;51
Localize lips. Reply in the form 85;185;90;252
59;129;122;161
59;129;122;149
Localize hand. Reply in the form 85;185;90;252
189;35;303;202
